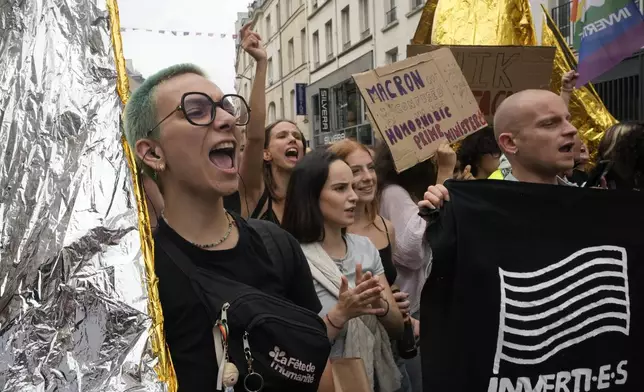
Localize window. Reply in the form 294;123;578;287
276;2;281;27
268;102;276;123
300;28;307;64
288;38;295;72
266;14;272;38
325;21;333;59
341;6;350;49
279;97;284;118
386;47;398;64
359;0;370;38
385;0;397;25
290;89;296;117
312;30;320;66
268;57;274;84
244;83;249;100
312;0;318;10
286;0;292;17
411;0;423;9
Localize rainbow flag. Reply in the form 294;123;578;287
572;0;644;87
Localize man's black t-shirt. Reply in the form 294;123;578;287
154;213;322;392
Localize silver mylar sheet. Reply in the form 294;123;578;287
0;0;164;390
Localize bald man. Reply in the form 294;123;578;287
420;89;578;210
493;89;578;185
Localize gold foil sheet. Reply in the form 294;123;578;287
540;5;617;157
106;0;176;389
430;0;537;46
0;0;165;390
412;0;439;45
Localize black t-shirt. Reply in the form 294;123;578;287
154;213;322;392
223;191;242;214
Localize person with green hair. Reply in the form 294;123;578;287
123;58;335;391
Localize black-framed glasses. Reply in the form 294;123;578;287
147;92;250;136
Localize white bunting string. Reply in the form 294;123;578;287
120;27;237;39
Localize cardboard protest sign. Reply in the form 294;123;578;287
407;45;556;123
353;48;487;173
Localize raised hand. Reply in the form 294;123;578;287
455;165;475;181
561;70;579;92
240;22;266;62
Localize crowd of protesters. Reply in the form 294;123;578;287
123;24;643;392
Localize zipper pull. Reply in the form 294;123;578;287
221;302;230;325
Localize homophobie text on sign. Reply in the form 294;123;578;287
319;88;329;132
353;48;487;173
407;45;555;124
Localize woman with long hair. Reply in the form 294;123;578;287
328;139;397;285
247;120;306;223
329;139;415;392
375;140;457;392
283;149;404;391
598;122;644;190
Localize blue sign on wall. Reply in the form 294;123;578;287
295;83;307;115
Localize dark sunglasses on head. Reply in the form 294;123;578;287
147;92;250;136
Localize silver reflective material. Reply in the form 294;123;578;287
0;1;164;390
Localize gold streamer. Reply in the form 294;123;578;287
106;0;177;391
540;5;617;158
431;0;537;45
412;0;440;45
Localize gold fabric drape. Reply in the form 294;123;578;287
106;0;177;391
540;5;617;156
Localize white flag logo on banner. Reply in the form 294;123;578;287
492;245;630;374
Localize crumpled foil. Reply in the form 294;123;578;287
411;0;439;45
0;0;167;390
430;0;537;46
541;6;617;159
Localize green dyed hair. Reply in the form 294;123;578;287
123;63;207;179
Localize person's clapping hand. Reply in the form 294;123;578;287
330;266;385;327
240;22;266;62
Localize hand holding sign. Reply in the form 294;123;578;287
353;48;487;173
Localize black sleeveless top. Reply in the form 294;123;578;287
250;188;280;225
377;215;397;286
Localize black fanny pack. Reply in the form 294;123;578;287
156;220;331;392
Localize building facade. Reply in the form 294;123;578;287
234;0;311;143
234;0;424;149
304;0;424;148
234;0;644;149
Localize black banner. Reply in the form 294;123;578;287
421;180;644;392
319;88;329;132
